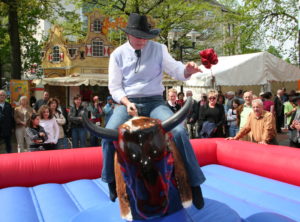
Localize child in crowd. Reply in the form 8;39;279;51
26;113;48;151
227;99;241;137
48;98;68;149
38;105;59;150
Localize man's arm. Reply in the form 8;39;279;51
261;113;275;144
161;44;202;80
108;53;126;104
230;113;252;140
120;96;138;117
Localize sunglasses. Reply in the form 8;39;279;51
208;97;216;100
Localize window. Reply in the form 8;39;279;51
80;51;85;59
41;51;45;59
93;19;102;32
52;46;60;62
92;39;103;57
68;48;77;59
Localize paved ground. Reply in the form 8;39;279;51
0;128;292;154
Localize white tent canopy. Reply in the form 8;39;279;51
32;74;108;86
33;74;181;87
186;52;300;87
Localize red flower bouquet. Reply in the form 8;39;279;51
199;48;218;69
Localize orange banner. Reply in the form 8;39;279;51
10;80;30;107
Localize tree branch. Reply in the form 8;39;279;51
145;0;165;14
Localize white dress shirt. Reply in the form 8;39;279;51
109;41;187;103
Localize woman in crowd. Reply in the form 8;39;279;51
262;92;275;115
38;105;59;150
48;98;68;149
196;93;208;136
227;99;241;137
26;113;48;152
69;95;86;148
176;92;185;107
217;93;226;109
198;90;225;138
14;96;35;152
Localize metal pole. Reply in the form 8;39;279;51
180;46;183;92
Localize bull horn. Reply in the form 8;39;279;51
162;96;193;132
82;110;118;140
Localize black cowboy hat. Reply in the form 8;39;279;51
121;13;160;39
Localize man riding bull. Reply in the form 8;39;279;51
102;13;205;209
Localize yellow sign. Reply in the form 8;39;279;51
10;80;30;107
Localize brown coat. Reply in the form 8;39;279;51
14;106;34;127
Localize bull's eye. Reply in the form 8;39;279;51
132;153;138;160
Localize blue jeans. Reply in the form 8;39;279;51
229;125;239;137
71;128;86;148
101;96;205;186
57;137;69;149
90;134;101;147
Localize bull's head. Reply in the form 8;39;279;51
83;97;192;219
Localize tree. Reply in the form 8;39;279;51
1;0;22;79
0;0;80;80
0;8;11;87
75;0;235;60
238;0;298;63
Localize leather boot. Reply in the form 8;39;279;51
108;181;117;202
191;186;204;209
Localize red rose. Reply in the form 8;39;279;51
199;48;218;69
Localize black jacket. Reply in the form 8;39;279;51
69;105;85;128
0;102;14;137
274;96;284;116
186;99;198;124
167;102;181;113
26;126;48;147
197;103;225;137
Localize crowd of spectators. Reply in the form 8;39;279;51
0;90;116;153
167;87;300;148
0;87;299;153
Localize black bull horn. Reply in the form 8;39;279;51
82;96;193;140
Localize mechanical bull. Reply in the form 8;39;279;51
83;97;202;220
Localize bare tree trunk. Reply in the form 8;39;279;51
7;0;22;79
0;58;3;88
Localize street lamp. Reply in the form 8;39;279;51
168;28;200;62
168;28;200;92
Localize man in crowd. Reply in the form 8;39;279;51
88;95;103;146
228;99;277;144
185;90;198;138
167;88;181;113
102;13;205;209
225;91;235;112
34;91;50;112
288;96;300;148
274;89;284;133
0;90;14;153
284;95;297;127
236;91;253;141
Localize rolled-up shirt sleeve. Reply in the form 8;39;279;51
161;44;187;81
108;53;126;104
